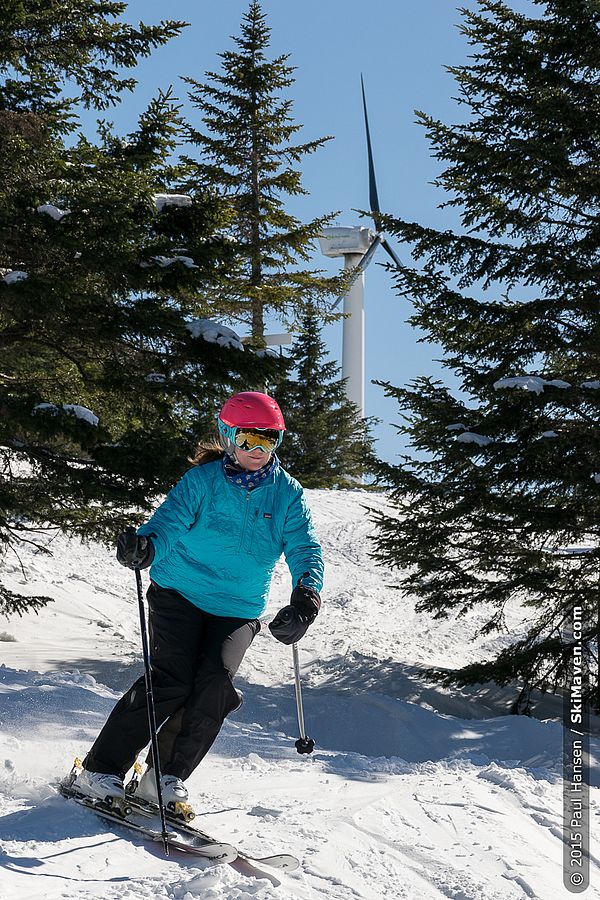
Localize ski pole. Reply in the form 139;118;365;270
292;642;314;754
135;567;170;856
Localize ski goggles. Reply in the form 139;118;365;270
234;427;284;453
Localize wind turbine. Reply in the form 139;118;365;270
318;75;401;419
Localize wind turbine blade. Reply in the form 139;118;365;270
361;75;382;231
329;235;382;311
381;237;403;269
356;233;382;273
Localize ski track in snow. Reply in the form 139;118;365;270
0;488;599;899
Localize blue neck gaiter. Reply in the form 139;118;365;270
222;453;279;490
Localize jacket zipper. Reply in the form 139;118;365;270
238;491;252;551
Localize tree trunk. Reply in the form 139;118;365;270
249;50;264;344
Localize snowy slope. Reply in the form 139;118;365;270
0;489;599;900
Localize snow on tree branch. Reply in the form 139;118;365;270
186;319;244;351
36;204;71;221
493;376;571;394
153;194;192;212
33;404;99;426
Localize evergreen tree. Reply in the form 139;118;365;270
0;1;281;616
180;0;341;344
370;0;600;710
274;309;376;488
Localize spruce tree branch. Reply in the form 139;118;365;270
2;522;53;556
1;439;96;468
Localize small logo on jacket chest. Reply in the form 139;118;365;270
263;513;272;519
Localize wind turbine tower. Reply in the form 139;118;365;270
318;77;402;420
319;224;374;418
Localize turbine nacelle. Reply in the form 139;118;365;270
318;226;376;258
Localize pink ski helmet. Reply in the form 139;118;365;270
218;392;285;431
217;392;285;453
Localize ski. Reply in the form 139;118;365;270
124;790;299;871
57;779;237;862
57;776;299;871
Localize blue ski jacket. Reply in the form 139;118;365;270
137;458;324;619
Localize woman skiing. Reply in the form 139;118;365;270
76;391;323;807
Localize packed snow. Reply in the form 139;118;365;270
0;488;598;899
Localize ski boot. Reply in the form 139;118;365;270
126;762;196;823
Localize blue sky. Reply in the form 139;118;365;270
84;1;519;462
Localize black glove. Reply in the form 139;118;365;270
269;579;321;645
116;528;155;569
290;582;321;620
269;605;311;645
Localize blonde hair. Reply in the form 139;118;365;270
188;438;226;466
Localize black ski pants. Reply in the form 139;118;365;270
84;582;260;781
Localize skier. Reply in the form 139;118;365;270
75;391;323;808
